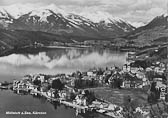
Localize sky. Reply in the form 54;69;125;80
0;0;168;27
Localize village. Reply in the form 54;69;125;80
1;51;168;118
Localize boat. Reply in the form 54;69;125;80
0;86;8;90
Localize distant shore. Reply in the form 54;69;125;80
0;44;134;57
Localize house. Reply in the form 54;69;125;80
159;63;165;68
26;82;38;91
75;94;87;106
87;71;94;77
127;52;136;60
13;80;20;90
127;65;131;72
32;74;39;82
47;89;56;98
59;90;68;100
104;70;112;75
13;80;29;94
122;64;128;72
146;67;153;72
92;101;108;109
122;80;131;88
136;72;145;79
98;75;104;84
48;77;58;84
37;75;45;83
154;67;161;73
16;80;27;90
70;77;76;87
40;83;49;92
160;86;167;100
153;78;167;100
135;107;150;117
142;78;149;87
156;80;167;100
82;76;92;80
130;67;139;73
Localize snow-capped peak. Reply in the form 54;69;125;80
41;4;67;16
0;4;34;19
30;9;52;17
79;11;123;24
67;13;93;23
0;3;135;35
0;3;68;19
0;8;9;19
29;9;54;23
129;22;145;28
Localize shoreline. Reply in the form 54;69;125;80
0;45;134;57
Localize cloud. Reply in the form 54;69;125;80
0;0;167;26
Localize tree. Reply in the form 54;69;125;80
33;79;41;86
148;82;160;104
84;90;96;104
70;92;76;100
53;90;59;98
51;79;64;90
97;68;104;75
74;79;82;89
123;96;144;118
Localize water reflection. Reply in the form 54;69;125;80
0;48;127;81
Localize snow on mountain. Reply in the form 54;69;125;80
0;4;135;38
1;4;34;19
0;4;134;26
0;8;9;19
29;9;53;23
77;11;135;32
66;13;98;30
0;4;67;19
79;11;122;24
128;22;145;28
41;4;68;16
0;8;13;28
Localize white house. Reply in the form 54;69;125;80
59;90;67;100
47;89;55;98
75;95;87;106
37;75;45;83
136;72;145;79
87;71;94;77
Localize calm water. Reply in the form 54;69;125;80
0;90;110;118
0;48;127;82
0;48;127;118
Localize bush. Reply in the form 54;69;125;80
51;79;64;90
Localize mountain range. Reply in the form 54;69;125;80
0;4;168;54
0;4;135;39
125;14;168;47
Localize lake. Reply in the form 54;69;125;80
0;47;127;118
0;90;111;118
0;47;127;82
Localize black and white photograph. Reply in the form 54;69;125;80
0;0;168;118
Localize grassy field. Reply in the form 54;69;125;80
88;87;148;106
